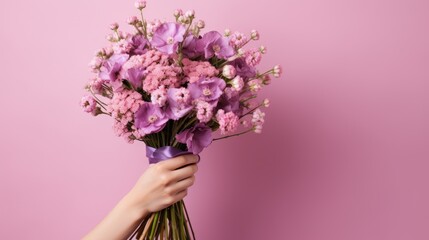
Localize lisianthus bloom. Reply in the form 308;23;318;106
230;58;256;79
134;103;169;135
176;123;213;154
151;22;186;54
188;77;226;104
130;35;148;55
197;31;234;59
217;87;242;115
120;55;146;89
99;54;129;82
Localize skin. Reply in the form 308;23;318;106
82;154;199;240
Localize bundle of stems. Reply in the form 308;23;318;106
129;114;198;240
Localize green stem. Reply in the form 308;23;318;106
213;128;254;141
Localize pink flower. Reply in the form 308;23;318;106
143;64;181;93
195;100;213;123
182;58;219;83
80;95;97;115
230;75;244;91
251;109;265;133
222;65;236;79
151;86;168;107
216;109;239;135
245;49;262;67
273;65;282;78
106;90;144;141
248;79;262;92
250;30;259;40
229;31;247;48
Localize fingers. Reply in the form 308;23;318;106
170;163;198;182
168;175;195;194
160;154;199;170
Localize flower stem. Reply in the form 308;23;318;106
213;128;254;141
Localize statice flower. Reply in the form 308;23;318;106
106;90;144;141
151;22;186;54
151;86;168;107
143;64;181;93
166;87;192;120
176;123;213;154
195;100;213;123
134;103;169;135
197;31;234;59
188;77;226;104
216;109;239;135
182;58;219;83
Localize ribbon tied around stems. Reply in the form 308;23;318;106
146;145;200;164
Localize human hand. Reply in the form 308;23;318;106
123;154;199;218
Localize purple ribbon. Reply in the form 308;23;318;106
146;146;199;164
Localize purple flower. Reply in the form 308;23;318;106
231;58;256;79
217;87;242;116
130;35;148;55
98;54;129;82
188;77;226;104
122;67;145;89
197;31;234;59
176;123;213;154
182;35;202;59
151;22;186;54
165;87;192;120
134;103;169;135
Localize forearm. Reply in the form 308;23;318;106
82;193;148;240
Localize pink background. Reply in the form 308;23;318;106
1;0;428;239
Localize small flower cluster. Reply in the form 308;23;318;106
81;1;282;152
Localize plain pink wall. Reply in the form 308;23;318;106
1;0;428;239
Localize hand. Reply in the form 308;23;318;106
124;154;199;218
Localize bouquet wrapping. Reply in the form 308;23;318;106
81;1;282;239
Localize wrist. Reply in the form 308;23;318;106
120;191;150;221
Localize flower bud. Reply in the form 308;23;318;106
174;9;183;18
261;74;271;85
224;29;231;37
106;34;116;42
263;99;270;107
250;30;259;40
222;65;237;79
231;76;244;91
127;16;139;25
273;65;282;78
109;22;119;31
185;10;195;18
134;0;146;10
196;20;205;29
259;45;267;54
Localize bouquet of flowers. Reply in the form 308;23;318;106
81;1;281;239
